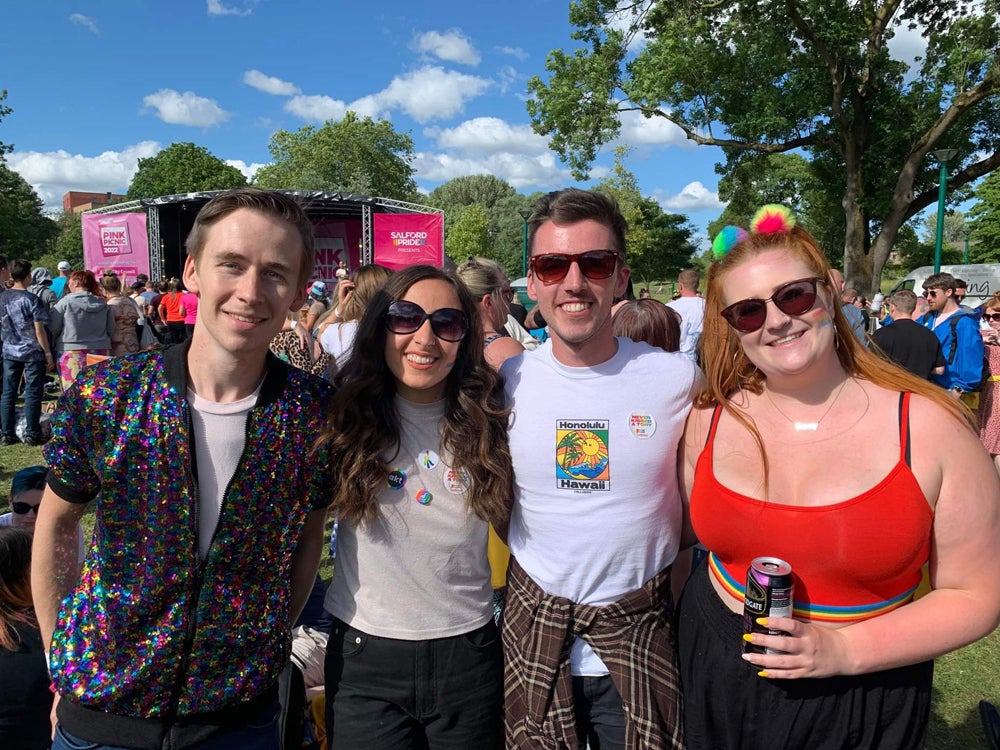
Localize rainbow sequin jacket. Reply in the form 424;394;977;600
43;343;335;719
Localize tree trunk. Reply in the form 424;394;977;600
841;157;871;293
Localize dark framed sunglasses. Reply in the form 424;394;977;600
983;313;1000;323
530;250;620;284
923;288;947;298
721;277;825;333
12;501;40;515
385;300;469;342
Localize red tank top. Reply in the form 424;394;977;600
691;392;932;623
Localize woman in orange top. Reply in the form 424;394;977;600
157;278;186;344
676;207;1000;749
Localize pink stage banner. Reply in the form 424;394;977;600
373;213;444;270
311;219;362;284
82;213;151;282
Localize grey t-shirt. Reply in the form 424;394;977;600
324;396;492;639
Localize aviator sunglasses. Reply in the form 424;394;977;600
12;501;40;515
721;277;825;333
529;250;620;284
385;300;469;342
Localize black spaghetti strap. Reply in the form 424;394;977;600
898;392;912;467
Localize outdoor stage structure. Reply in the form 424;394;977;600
81;190;445;284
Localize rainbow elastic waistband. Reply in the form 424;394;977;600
707;552;917;623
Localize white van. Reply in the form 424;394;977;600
888;264;1000;308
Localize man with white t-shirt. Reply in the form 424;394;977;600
501;188;699;750
666;268;705;363
32;189;335;750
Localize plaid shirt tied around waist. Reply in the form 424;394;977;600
502;558;685;750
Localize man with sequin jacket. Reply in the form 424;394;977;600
31;188;335;750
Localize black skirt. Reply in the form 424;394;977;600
676;560;932;750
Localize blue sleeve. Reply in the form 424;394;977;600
951;316;985;391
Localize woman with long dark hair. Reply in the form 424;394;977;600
0;526;53;749
318;265;513;749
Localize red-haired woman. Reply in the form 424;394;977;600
676;207;1000;749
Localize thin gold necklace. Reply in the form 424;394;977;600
765;378;849;431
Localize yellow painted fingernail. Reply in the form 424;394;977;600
755;617;769;627
742;633;754;642
757;670;769;678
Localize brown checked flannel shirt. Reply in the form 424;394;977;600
502;558;685;750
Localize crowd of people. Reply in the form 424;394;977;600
1;186;998;750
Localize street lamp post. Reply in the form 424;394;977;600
519;209;531;278
931;148;959;273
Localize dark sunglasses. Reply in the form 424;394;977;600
924;288;946;298
385;300;469;342
721;277;825;333
12;501;40;515
529;250;620;284
984;313;1000;323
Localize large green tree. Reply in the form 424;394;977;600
51;212;84;269
444;204;492;264
968;170;1000;263
528;0;1000;294
127;142;247;200
0;162;59;258
254;113;417;201
428;175;533;278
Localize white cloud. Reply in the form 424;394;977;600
69;13;99;34
413;151;571;192
374;66;490;123
412;30;481;66
342;94;384;120
225;159;266;181
497;65;521;96
243;70;300;96
657;182;724;212
142;89;231;127
7;141;162;210
283;95;348;123
496;46;529;62
206;0;252;16
427;117;548;155
617;109;690;147
285;67;491;126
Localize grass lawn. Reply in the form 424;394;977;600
4;439;996;748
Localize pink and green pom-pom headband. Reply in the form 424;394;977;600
711;204;797;259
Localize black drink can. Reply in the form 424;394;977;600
743;556;794;655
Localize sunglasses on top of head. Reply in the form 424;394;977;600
720;277;825;333
385;300;469;342
12;501;40;515
529;249;620;284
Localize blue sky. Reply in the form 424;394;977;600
1;0;929;242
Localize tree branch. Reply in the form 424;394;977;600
623;103;825;152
